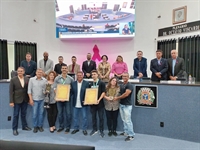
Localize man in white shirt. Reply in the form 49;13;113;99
70;71;89;135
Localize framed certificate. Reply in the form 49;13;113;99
55;84;70;101
84;88;98;105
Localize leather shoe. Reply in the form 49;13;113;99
71;129;79;134
83;130;87;136
22;126;32;131
33;127;38;133
13;130;18;136
65;129;70;133
57;128;64;133
38;127;44;132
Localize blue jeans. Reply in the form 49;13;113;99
119;104;135;136
57;101;71;129
32;100;44;128
73;106;88;130
12;101;28;130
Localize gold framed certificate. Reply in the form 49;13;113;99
84;88;98;105
55;84;70;101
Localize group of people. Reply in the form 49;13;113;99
9;52;136;142
9;49;184;142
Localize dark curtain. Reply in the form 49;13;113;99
0;39;9;79
178;35;200;82
157;39;176;59
14;41;37;70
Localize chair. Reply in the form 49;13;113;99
11;70;17;78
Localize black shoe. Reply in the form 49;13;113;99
22;126;32;131
125;136;134;141
71;129;79;134
57;128;64;133
112;131;118;136
38;127;44;132
90;130;98;136
33;127;38;133
120;132;128;136
65;129;70;133
108;130;112;136
54;128;57;131
50;129;54;133
99;130;105;138
83;130;87;136
13;130;19;136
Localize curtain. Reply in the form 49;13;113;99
0;39;9;79
14;41;37;70
178;35;200;82
157;39;176;59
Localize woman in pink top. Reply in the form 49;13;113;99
112;55;128;79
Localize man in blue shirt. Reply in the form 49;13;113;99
122;24;131;35
28;68;46;133
20;52;37;77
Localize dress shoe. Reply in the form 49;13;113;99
71;129;79;134
38;127;44;132
33;127;38;133
112;131;118;136
57;128;64;133
83;130;87;136
65;129;70;133
22;126;32;131
108;130;112;136
13;130;19;136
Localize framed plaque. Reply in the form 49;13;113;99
84;88;98;105
55;84;70;101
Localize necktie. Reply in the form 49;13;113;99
172;59;176;76
72;64;75;73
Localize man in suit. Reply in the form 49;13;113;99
68;56;80;74
20;52;37;77
9;67;32;136
39;52;53;77
54;56;66;75
71;71;89;136
150;50;168;81
168;49;185;80
82;53;96;78
133;51;147;78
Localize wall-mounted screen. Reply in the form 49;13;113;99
55;0;135;39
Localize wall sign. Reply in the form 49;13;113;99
134;85;158;108
158;20;200;37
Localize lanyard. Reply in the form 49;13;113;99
93;79;99;87
61;77;67;84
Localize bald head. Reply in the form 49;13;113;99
43;52;49;60
171;49;177;59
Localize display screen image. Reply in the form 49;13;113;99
55;0;135;38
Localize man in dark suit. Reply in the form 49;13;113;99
168;49;185;80
20;52;37;77
71;71;89;136
150;50;168;81
9;67;32;136
82;53;96;78
133;51;147;78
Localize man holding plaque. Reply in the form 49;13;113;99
71;71;89;135
114;72;135;141
89;70;106;138
54;64;74;133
